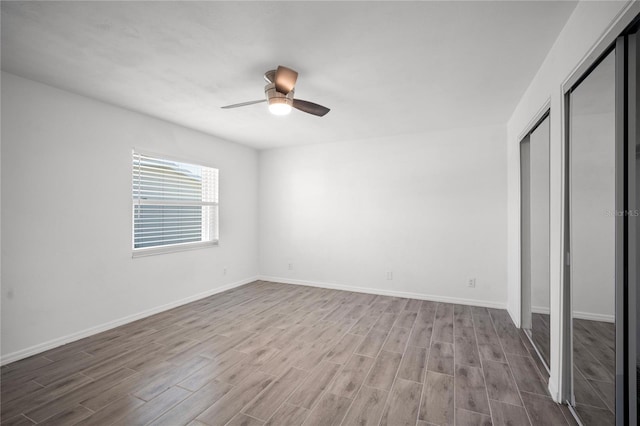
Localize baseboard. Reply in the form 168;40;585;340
572;311;615;323
2;274;510;365
526;308;612;320
259;275;507;309
532;306;550;315
0;276;259;366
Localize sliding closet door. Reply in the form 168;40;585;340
569;49;616;425
530;117;551;367
565;19;640;425
521;115;550;370
626;25;639;426
521;138;532;332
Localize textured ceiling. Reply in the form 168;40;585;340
1;1;577;149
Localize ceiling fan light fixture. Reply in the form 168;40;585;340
267;90;293;115
269;102;291;115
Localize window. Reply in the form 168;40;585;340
132;151;218;256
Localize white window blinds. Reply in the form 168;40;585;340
132;151;218;255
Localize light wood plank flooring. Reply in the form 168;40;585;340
1;281;577;425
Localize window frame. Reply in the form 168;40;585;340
131;149;219;258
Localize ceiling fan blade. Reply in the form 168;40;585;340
221;99;266;109
275;66;298;94
292;99;330;117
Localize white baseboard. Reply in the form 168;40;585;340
2;274;511;365
259;275;507;309
532;306;550;315
0;276;259;366
572;311;615;323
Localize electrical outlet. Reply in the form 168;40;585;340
288;263;294;271
468;278;476;288
386;271;393;280
223;268;227;276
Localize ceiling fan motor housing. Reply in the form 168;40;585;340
264;82;294;108
263;69;276;84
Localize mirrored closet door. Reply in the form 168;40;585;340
569;49;616;425
565;20;640;424
521;113;551;370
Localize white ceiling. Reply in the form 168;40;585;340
1;1;577;150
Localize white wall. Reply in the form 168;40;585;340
506;0;637;400
259;125;508;307
1;72;259;362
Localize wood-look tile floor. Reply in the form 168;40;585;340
572;318;615;426
529;313;550;368
1;281;578;426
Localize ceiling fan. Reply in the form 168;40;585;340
221;66;330;117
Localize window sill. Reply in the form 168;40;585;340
132;240;219;258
